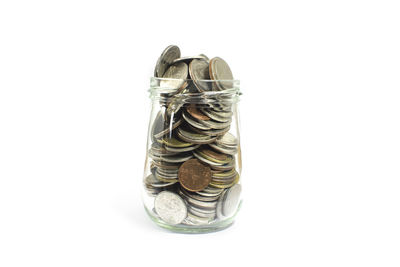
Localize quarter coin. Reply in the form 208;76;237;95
189;59;211;92
154;45;181;77
154;191;187;225
160;62;188;91
222;184;242;217
209;57;234;90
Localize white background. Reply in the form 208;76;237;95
0;0;399;266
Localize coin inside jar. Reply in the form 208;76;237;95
154;191;187;225
178;159;212;192
186;105;210;121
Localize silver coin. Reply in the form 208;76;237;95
149;152;193;163
188;207;216;219
193;151;224;166
172;56;206;64
200;108;232;122
198;54;209;61
209;57;234;90
177;128;217;145
160;62;188;91
179;188;221;202
216;132;238;147
208;143;237;155
144;174;177;188
189;125;230;137
196;187;224;197
154;191;187;225
216;189;227;219
209;161;235;171
182;112;211;130
151;111;182;140
200;118;231;130
183;212;212;225
164;143;200;153
154;45;181;77
222;184;242;217
189;59;211;92
185;196;218;209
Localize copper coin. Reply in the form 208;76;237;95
200;147;228;162
186;105;210;121
178;159;212;192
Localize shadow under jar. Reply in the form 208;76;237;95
142;78;242;233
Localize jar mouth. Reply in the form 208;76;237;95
149;77;241;102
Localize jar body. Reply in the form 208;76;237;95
142;78;242;233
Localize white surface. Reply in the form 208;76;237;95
1;0;399;266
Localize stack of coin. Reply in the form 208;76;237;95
144;45;242;226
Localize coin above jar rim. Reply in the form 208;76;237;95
189;59;211;92
209;57;234;91
178;159;212;192
160;62;189;92
173;55;206;64
154;191;187;225
154;45;181;78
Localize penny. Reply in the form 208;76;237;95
186;104;210;121
154;191;187;225
154;45;181;77
178;159;212;192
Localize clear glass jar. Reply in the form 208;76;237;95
142;78;242;233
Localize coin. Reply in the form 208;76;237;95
182;112;211;130
222;184;242;217
154;191;187;225
200;118;232;130
164;143;200;153
160;62;188;91
199;147;228;162
186;105;210;121
151;111;182;140
209;142;237;155
200;108;232;122
178;159;212;192
149;151;193;163
189;59;211;92
188;124;230;137
216;132;238;147
209;57;234;90
161;136;193;148
177;127;217;145
154;45;181;77
172;55;205;64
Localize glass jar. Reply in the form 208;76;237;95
142;77;242;233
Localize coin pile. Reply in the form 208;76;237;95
144;45;242;226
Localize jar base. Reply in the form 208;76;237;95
144;201;241;234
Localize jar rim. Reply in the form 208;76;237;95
149;77;241;96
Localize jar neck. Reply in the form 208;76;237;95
149;78;241;105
